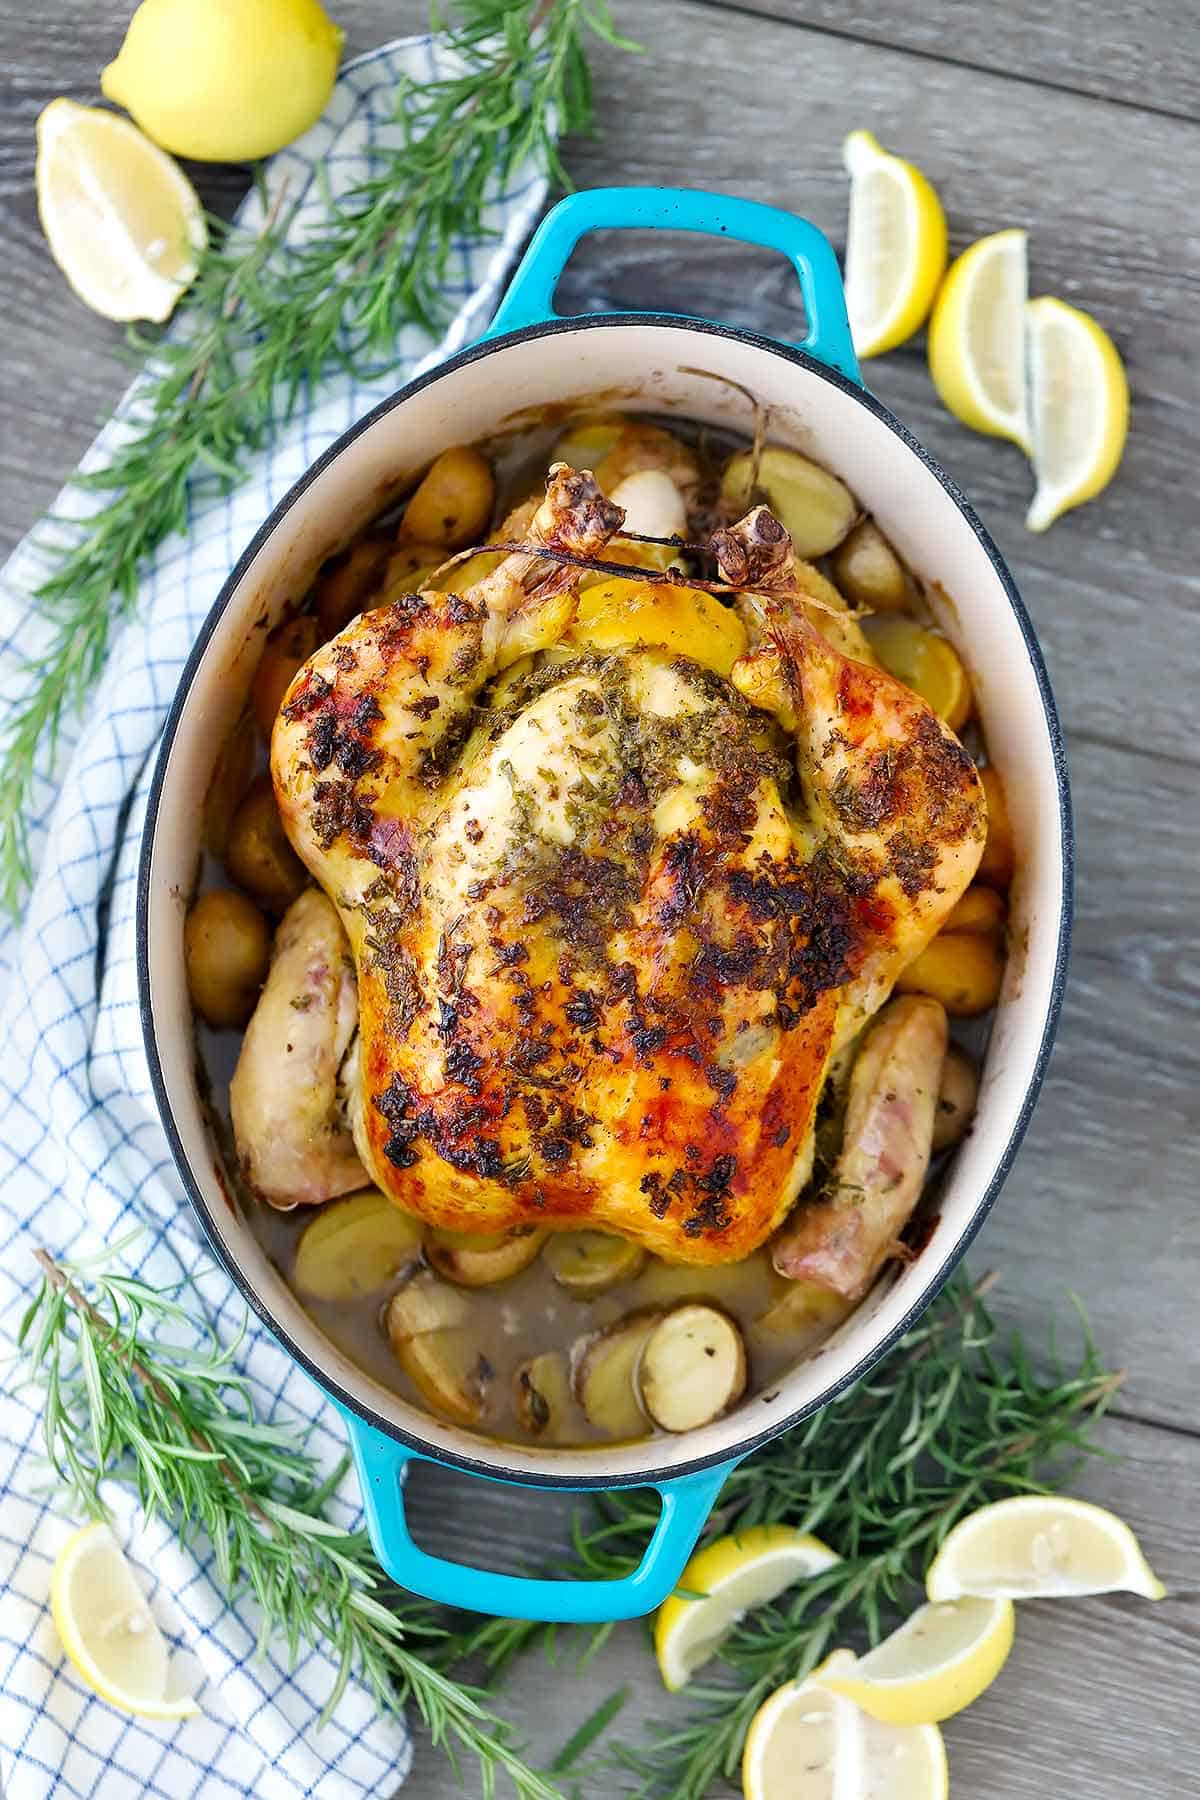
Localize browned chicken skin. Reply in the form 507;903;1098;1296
271;467;986;1263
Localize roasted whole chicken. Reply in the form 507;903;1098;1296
259;461;986;1266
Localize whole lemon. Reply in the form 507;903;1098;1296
101;0;343;163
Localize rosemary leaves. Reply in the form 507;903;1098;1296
1;0;635;915
19;1243;559;1799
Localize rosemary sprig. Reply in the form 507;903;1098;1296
1;0;636;916
18;1241;1121;1798
444;1274;1122;1794
18;1244;561;1800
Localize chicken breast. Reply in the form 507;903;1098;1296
270;467;985;1261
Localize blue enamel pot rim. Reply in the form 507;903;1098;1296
137;309;1073;1494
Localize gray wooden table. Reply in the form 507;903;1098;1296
3;3;1198;1794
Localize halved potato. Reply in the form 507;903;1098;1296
573;1309;663;1439
750;1280;854;1349
933;1045;980;1152
637;1304;747;1433
551;412;625;474
513;1351;573;1440
387;1269;471;1336
385;1273;490;1426
831;519;910;611
184;888;270;1030
293;1190;424;1301
543;1231;647;1296
721;446;857;558
634;1247;775;1316
427;1225;547;1287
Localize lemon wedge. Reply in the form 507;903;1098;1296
926;1495;1165;1602
928;228;1031;450
654;1524;840;1692
820;1594;1014;1725
51;1522;199;1719
1024;296;1129;532
102;0;343;163
742;1653;948;1800
842;129;948;359
35;98;205;323
861;616;973;732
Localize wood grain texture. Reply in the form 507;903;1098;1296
401;1415;1198;1797
703;0;1200;119
1;3;1198;1797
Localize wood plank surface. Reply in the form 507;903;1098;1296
401;1414;1199;1797
706;0;1200;118
1;3;1197;1798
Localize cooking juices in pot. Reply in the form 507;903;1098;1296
189;408;1013;1448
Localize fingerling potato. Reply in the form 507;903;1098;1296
398;446;495;550
895;931;1004;1016
185;888;270;1029
225;774;308;912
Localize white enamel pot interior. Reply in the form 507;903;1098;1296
139;315;1071;1591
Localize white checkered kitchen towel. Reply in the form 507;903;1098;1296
0;35;549;1800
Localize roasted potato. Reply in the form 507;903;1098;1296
635;1247;776;1316
750;1280;853;1350
513;1351;573;1440
943;884;1007;935
638;1304;747;1432
381;539;448;601
184;888;270;1029
293;1190;423;1301
543;1231;647;1296
314;536;392;640
397;446;496;550
976;764;1016;889
862;616;973;733
573;1309;663;1439
386;1273;491;1426
895;931;1004;1016
790;557;876;664
721;445;857;558
202;712;256;857
831;519;910;611
224;774;308;912
427;1225;547;1287
251;616;320;741
551;412;626;473
933;1046;980;1152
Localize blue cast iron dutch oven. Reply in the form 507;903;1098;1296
139;187;1071;1623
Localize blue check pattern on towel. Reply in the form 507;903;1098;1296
0;37;548;1800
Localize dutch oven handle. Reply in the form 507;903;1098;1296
483;184;862;386
342;1408;737;1622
